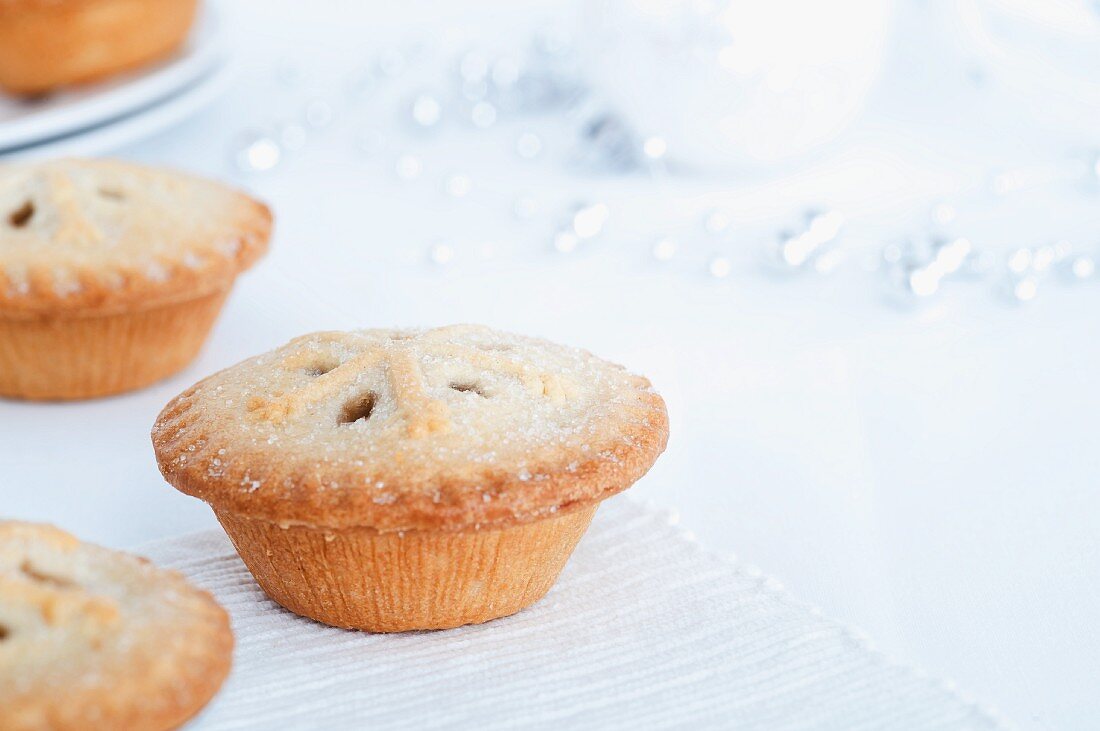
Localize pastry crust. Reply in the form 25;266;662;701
0;288;229;400
0;158;271;319
0;0;199;95
215;504;598;632
153;325;669;533
0;521;233;731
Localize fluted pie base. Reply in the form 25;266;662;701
214;505;598;632
0;290;228;401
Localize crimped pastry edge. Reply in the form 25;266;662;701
152;368;669;533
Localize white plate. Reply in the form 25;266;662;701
0;3;224;152
1;60;235;161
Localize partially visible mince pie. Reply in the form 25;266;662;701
0;0;199;95
0;521;233;731
152;325;669;632
0;158;271;400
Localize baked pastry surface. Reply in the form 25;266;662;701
0;0;199;95
0;521;233;731
0;158;270;318
153;325;669;532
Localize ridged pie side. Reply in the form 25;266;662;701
0;289;228;400
216;505;598;632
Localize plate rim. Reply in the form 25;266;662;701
0;59;236;162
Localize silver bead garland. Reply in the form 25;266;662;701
227;38;1099;310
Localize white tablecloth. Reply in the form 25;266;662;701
141;497;1003;730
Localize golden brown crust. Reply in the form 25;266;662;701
216;504;597;631
0;522;233;731
0;158;271;319
0;288;229;400
0;0;199;95
153;326;669;532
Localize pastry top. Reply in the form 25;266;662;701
153;325;669;532
0;0;139;9
0;521;233;731
0;0;89;8
0;0;192;12
0;158;270;318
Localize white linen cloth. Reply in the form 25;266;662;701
140;497;1006;730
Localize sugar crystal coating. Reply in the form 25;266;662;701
0;158;269;314
0;522;231;728
153;325;669;532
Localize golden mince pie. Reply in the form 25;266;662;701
0;158;271;400
0;0;200;95
0;521;233;731
152;325;669;632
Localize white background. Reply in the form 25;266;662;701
3;1;1099;728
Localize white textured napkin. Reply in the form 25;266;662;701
141;497;1005;730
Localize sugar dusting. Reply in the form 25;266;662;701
0;522;227;701
154;325;659;500
0;159;257;300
